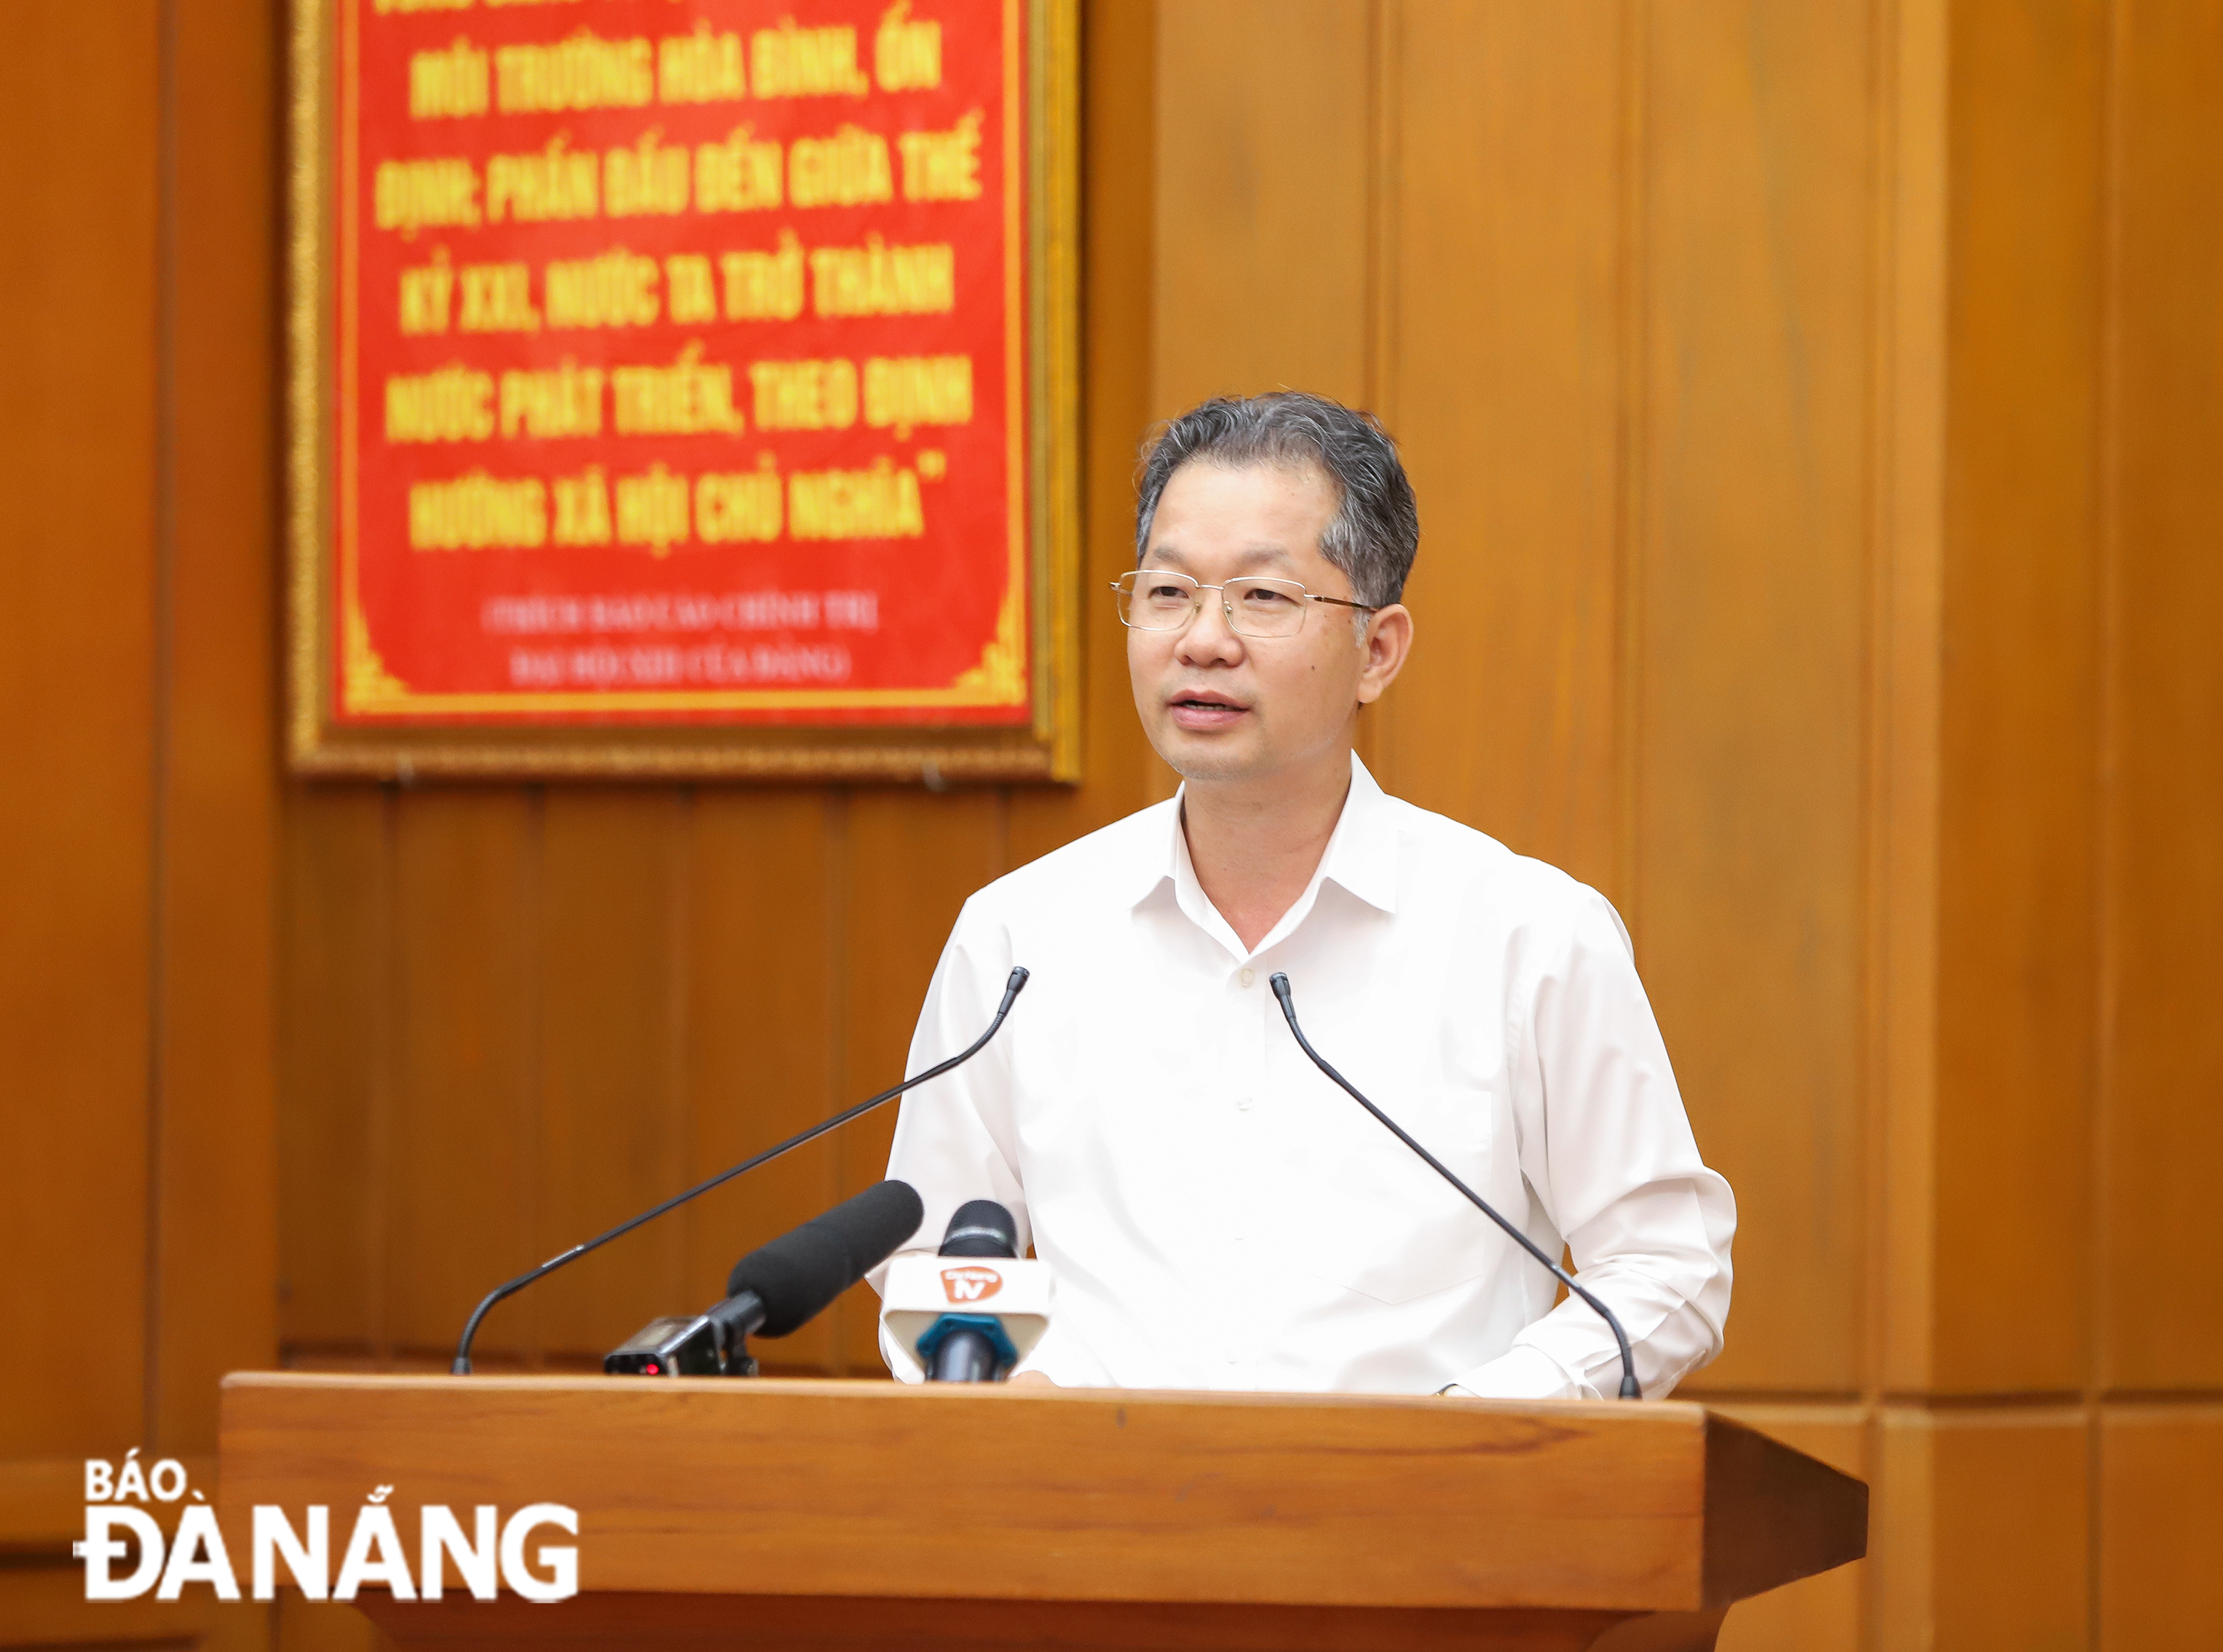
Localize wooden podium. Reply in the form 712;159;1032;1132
218;1373;1864;1652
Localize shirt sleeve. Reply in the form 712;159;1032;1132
1450;891;1737;1401
872;900;1032;1383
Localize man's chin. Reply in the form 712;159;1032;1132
1150;727;1267;785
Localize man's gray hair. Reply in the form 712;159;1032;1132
1134;392;1420;608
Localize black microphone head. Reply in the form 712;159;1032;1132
726;1179;924;1336
938;1199;1017;1259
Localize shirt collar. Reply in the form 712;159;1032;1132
1128;751;1401;926
1315;754;1399;915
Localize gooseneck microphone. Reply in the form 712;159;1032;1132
452;965;1030;1373
925;1200;1020;1383
1268;973;1642;1400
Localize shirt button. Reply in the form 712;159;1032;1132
1239;968;1255;987
1236;1094;1253;1112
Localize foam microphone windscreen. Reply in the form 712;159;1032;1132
727;1179;925;1337
939;1199;1018;1258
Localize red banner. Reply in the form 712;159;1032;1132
335;0;1028;727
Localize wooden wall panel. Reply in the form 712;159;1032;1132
682;791;844;1371
0;6;278;1645
0;4;160;1461
280;787;388;1353
534;792;691;1358
1150;0;1373;416
1932;0;2106;1396
2101;0;2223;1394
1873;0;1948;1408
155;0;281;1452
1377;1;1624;893
1636;0;1874;1394
387;793;540;1361
2099;1406;2223;1649
1931;1412;2090;1651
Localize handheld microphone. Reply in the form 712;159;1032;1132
881;1200;1054;1382
1268;973;1643;1400
453;965;1030;1373
606;1180;926;1377
928;1201;1018;1381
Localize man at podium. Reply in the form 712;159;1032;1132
880;392;1735;1400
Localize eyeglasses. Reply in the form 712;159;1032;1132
1110;569;1380;639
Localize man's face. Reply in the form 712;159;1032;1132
1127;460;1406;786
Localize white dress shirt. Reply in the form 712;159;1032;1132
877;754;1735;1399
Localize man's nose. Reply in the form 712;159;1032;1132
1177;593;1244;664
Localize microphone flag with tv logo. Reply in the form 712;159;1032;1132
883;1252;1052;1379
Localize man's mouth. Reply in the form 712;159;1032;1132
1167;692;1248;731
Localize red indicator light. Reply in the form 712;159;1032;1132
644;1362;660;1374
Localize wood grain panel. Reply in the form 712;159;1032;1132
0;2;160;1461
1150;0;1373;417
1636;0;1873;1394
1867;1408;1935;1651
1930;1410;2089;1652
1875;0;1949;1405
1933;0;2107;1396
684;790;842;1372
387;792;541;1362
2101;0;2223;1392
532;791;690;1360
152;0;281;1453
2099;1404;2223;1651
1375;1;1624;893
1008;0;1166;870
837;790;1007;1369
280;788;390;1353
280;1593;395;1652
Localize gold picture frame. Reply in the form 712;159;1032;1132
285;0;1081;781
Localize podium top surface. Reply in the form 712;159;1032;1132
218;1372;1864;1616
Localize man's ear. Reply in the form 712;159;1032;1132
1356;604;1413;706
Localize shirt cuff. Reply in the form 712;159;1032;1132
1447;1343;1598;1402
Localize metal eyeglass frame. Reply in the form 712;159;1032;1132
1110;569;1381;639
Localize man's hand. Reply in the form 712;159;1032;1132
1007;1369;1059;1388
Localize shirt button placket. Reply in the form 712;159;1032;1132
1235;963;1263;1115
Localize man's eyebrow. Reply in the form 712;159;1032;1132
1141;542;1301;570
